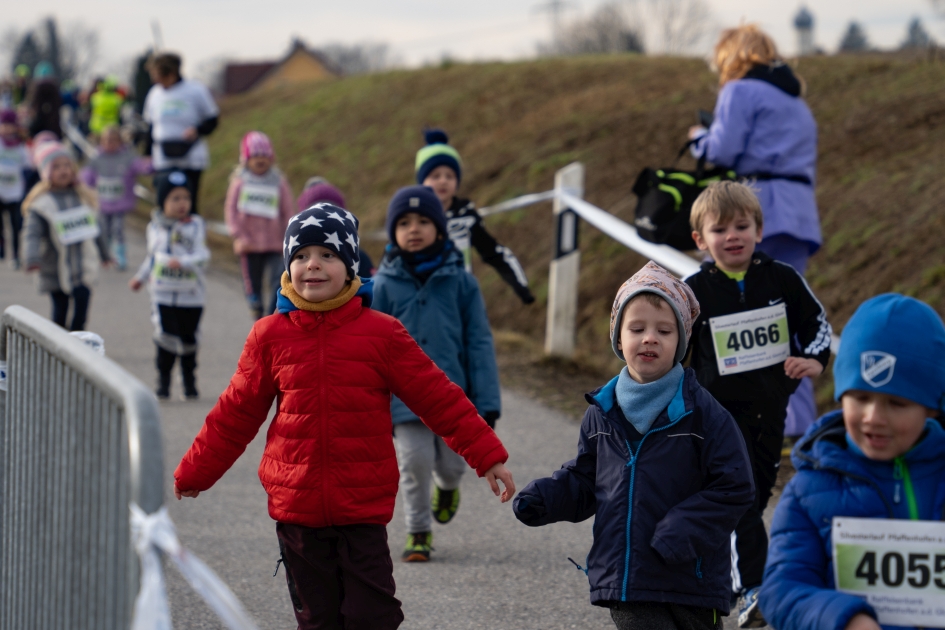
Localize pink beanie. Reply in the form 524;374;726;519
33;142;75;183
297;182;346;213
239;131;274;164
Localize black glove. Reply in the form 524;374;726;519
483;410;500;429
519;289;536;305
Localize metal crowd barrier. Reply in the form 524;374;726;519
0;305;164;629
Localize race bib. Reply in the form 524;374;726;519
96;176;125;203
833;517;945;627
0;162;23;200
237;183;279;218
54;206;100;246
151;253;198;290
709;303;789;375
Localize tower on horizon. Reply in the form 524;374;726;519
794;6;815;56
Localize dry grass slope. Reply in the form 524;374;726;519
199;53;945;405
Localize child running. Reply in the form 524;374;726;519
22;141;110;330
0;109;30;268
514;261;753;630
760;294;945;630
129;170;209;400
173;203;514;629
373;185;502;562
415;129;534;304
684;181;832;628
224;131;294;319
80;125;153;270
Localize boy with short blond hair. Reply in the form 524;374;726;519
515;261;753;630
685;180;832;628
174;203;515;629
760;294;945;630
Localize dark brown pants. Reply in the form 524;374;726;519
276;522;404;630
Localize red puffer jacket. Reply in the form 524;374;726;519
174;297;508;527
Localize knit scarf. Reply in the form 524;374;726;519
279;271;361;312
387;238;453;283
615;363;684;435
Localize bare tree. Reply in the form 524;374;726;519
901;17;934;49
838;21;870;53
319;43;393;75
57;21;100;84
623;0;712;55
550;3;645;55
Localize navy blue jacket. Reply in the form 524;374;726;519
513;369;753;612
373;247;501;425
760;412;945;630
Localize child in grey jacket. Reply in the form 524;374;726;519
129;170;209;400
22;141;110;331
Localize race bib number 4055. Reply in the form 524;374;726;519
709;303;789;375
833;517;945;627
151;253;198;290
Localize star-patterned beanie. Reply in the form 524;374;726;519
284;203;361;279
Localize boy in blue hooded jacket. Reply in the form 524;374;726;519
514;261;754;630
760;294;945;630
373;185;501;563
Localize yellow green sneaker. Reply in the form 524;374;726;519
402;532;432;562
432;486;460;524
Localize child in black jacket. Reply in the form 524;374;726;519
685;181;832;628
414;129;534;304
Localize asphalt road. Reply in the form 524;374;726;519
0;225;772;629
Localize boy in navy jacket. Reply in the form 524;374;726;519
760;294;945;630
374;185;501;563
514;262;753;630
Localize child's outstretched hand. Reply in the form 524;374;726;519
129;278;143;291
174;481;200;500
784;357;824;379
484;463;515;502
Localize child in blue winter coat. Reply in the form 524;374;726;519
373;185;501;563
514;261;754;630
759;294;945;630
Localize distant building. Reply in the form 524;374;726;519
223;39;337;96
794;6;815;56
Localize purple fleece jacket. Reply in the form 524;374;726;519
79;148;153;214
693;78;822;253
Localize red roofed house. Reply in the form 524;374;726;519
223;40;338;96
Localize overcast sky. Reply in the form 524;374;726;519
3;0;943;79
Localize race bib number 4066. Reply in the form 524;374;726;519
709;303;789;375
833;517;945;628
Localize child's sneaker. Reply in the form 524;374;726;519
156;373;171;400
737;587;767;628
431;486;460;524
401;532;432;562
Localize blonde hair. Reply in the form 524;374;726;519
99;124;122;143
714;25;779;86
690;181;763;235
22;181;98;217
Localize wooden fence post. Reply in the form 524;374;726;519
544;163;584;358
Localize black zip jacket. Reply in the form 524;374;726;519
446;197;534;304
685;252;831;410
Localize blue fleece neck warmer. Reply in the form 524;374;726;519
615;363;684;435
834;293;945;412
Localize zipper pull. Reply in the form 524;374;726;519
894;483;901;504
739;291;745;304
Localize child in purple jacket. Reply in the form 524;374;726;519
80;125;152;270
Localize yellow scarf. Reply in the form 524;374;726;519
280;271;362;312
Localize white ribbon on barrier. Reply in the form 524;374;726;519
130;504;261;630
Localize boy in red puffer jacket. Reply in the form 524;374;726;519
174;203;515;630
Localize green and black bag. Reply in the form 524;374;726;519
632;142;736;251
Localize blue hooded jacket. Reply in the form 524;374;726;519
760;411;945;630
372;247;501;424
513;369;753;612
693;70;821;252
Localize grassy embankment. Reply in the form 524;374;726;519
195;53;945;416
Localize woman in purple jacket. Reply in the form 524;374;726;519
689;25;821;445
